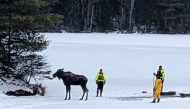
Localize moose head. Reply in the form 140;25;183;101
52;68;64;79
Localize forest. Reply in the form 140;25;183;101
50;0;190;34
0;0;190;92
1;0;190;34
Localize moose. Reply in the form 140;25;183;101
50;68;89;100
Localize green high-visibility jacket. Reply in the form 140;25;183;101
157;69;165;80
95;72;106;83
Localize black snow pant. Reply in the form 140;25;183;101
161;79;164;92
96;81;104;97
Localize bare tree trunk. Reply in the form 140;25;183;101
90;5;94;31
81;0;87;31
86;0;99;32
118;0;128;32
129;0;135;33
6;27;12;77
86;0;91;32
84;18;87;31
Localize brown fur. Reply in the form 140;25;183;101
52;69;89;100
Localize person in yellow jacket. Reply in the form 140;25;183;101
151;75;163;103
154;65;165;92
95;68;106;97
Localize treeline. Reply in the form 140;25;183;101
1;0;190;34
51;0;190;34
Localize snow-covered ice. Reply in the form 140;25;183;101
1;33;190;109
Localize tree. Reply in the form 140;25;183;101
129;0;135;33
134;0;158;33
0;0;63;83
157;0;190;33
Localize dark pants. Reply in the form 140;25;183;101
161;79;164;92
96;81;104;97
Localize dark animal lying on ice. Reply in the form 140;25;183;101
48;68;89;100
5;89;37;96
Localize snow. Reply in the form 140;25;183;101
1;33;190;109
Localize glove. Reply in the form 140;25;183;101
153;88;156;92
153;73;156;75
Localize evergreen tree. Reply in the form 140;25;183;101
0;0;63;82
134;0;158;33
157;0;190;33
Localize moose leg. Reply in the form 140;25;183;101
80;86;85;100
65;85;70;100
85;87;89;101
68;85;71;100
80;83;89;100
64;88;68;100
80;87;89;100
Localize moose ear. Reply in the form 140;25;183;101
59;68;64;71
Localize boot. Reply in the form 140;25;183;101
157;99;160;103
151;98;156;103
100;89;103;97
96;89;99;97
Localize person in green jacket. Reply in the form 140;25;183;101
154;65;165;92
95;68;106;97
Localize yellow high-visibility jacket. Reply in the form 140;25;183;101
95;73;106;83
154;79;163;93
157;69;165;80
